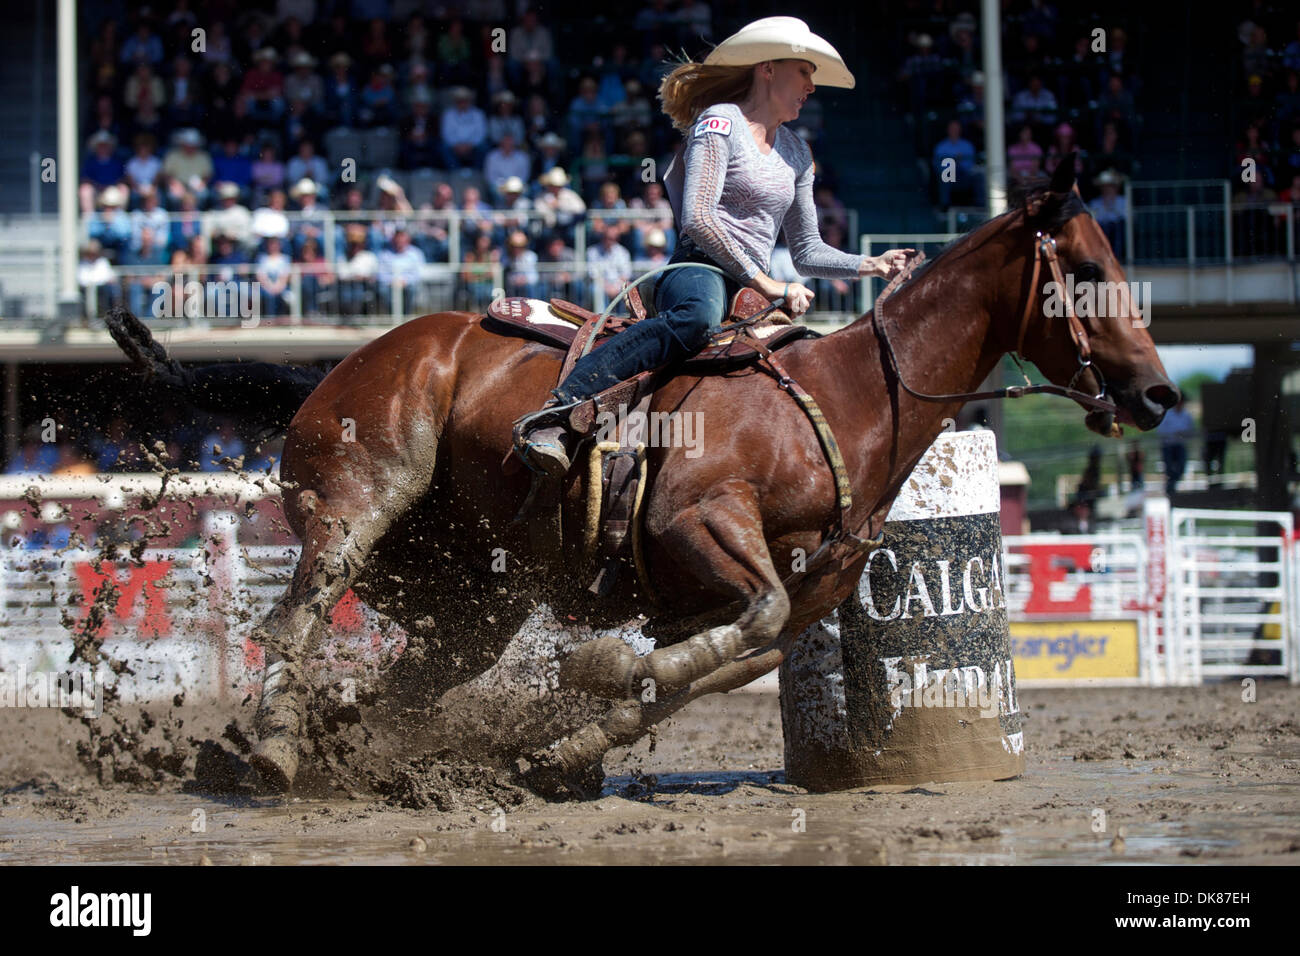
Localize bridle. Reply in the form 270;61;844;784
874;205;1119;414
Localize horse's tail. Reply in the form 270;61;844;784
105;306;328;434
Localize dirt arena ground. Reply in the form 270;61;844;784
1;680;1297;865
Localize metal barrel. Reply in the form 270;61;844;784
780;430;1025;791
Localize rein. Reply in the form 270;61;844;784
755;207;1127;591
872;211;1119;414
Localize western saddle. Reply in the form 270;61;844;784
483;284;817;597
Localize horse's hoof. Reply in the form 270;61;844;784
520;751;604;801
249;736;299;793
560;637;636;700
566;760;607;800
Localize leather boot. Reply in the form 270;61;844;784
520;422;573;477
513;397;581;477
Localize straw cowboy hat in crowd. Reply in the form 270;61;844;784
539;167;570;187
703;16;855;89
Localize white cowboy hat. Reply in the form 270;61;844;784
539;167;570;187
703;16;855;89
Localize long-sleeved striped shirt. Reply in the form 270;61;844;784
675;102;864;283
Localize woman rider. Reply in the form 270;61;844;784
515;16;913;477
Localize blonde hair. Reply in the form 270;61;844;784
658;59;757;134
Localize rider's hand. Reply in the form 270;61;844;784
864;248;917;280
784;282;815;316
767;280;813;316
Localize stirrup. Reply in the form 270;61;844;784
512;399;582;474
520;425;571;477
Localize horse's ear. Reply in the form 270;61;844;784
1049;151;1077;195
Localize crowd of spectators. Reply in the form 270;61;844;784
4;416;280;480
1;414;284;549
898;3;1300;260
1231;10;1300;257
74;1;858;321
896;3;1142;252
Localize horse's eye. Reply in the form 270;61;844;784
1075;262;1102;283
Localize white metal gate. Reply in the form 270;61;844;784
1168;508;1296;684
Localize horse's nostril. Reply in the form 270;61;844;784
1144;383;1179;411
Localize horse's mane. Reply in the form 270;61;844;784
895;176;1089;289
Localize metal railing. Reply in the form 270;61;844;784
83;258;874;328
0;239;58;319
942;180;1300;267
68;206;873;327
82;207;689;264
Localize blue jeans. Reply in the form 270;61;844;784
553;251;739;403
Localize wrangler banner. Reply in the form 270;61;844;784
1009;619;1141;683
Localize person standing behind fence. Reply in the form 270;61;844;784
337;223;379;319
1126;441;1145;489
1157;396;1195;496
1070;445;1103;530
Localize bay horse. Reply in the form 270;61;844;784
109;159;1177;795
